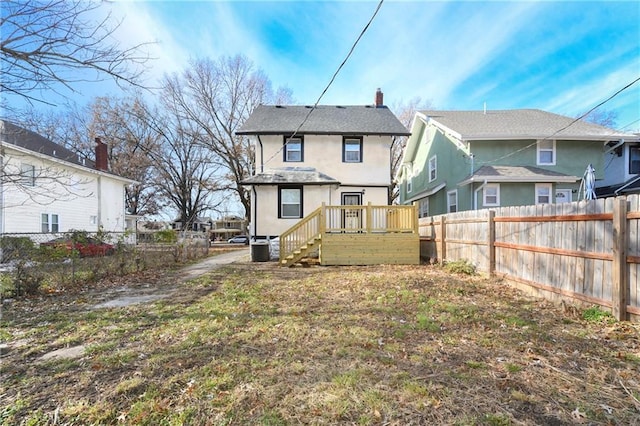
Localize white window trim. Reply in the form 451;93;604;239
483;184;500;207
447;190;458;213
535;183;553;205
428;155;437;182
41;213;59;233
537;139;556;166
406;167;413;193
21;163;36;187
418;198;429;218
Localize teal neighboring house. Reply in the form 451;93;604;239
397;109;634;216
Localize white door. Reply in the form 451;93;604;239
342;193;362;231
555;189;572;204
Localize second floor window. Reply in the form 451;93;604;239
429;156;437;182
537;139;556;165
21;163;35;186
343;137;363;163
630;146;640;174
284;136;303;162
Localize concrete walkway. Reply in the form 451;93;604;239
179;247;250;280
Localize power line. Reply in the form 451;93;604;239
261;0;385;168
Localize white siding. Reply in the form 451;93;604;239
1;144;129;234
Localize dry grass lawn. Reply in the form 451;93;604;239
1;261;640;425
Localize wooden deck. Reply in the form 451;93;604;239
280;203;420;266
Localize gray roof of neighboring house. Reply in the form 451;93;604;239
237;105;410;136
1;119;95;168
459;165;579;185
242;167;340;185
420;109;635;141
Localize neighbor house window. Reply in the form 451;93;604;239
90;215;98;226
535;183;552;204
279;186;302;218
537;139;556;165
41;213;59;233
629;146;640;174
428;155;437;182
283;136;303;162
343;137;363;163
21;163;35;186
406;168;412;193
447;190;458;213
483;184;500;206
418;198;429;218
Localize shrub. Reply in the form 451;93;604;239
1;236;35;262
155;229;177;243
443;259;476;275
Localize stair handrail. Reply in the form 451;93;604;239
279;205;323;262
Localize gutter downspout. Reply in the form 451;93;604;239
252;186;257;239
257;135;264;173
473;180;488;210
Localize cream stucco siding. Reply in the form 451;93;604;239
256;134;391;185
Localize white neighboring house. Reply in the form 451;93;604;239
0;120;137;238
596;134;640;197
237;89;410;239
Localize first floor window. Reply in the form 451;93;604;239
418;198;429;218
483;184;500;206
41;213;59;233
535;183;552;204
447;190;458;213
279;186;302;218
630;146;640;174
343;137;363;163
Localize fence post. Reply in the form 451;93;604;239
439;215;446;265
488;210;496;275
612;197;628;321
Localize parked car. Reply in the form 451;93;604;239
228;235;250;245
40;237;115;257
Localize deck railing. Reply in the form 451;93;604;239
280;203;418;262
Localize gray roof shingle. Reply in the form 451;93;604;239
237;105;410;136
420;109;635;141
1;119;95;168
242;167;340;185
459;165;578;185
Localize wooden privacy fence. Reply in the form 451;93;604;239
419;195;640;321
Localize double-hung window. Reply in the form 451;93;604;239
535;183;552;204
418;198;429;218
343;137;363;163
41;213;59;233
279;186;303;218
428;155;437;182
537;139;556;165
447;190;458;213
21;163;35;186
629;146;640;174
483;184;500;206
284;136;303;162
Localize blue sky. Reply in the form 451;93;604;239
13;1;640;132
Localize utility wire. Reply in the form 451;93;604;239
479;75;640;165
261;0;385;169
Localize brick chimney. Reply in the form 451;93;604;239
95;137;108;171
375;88;384;107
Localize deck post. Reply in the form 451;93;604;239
366;202;372;233
320;202;326;235
612;197;628;321
412;202;419;234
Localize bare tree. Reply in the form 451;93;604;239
133;97;223;227
162;55;292;219
1;0;150;112
579;108;618;129
389;97;432;204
